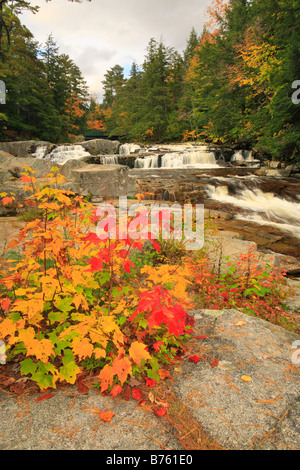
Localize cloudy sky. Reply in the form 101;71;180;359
21;0;212;101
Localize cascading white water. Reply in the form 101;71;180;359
135;155;159;168
32;146;48;159
119;143;141;156
165;150;217;168
102;156;119;164
134;149;218;169
41;145;91;165
206;184;300;237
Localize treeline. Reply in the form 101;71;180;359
0;1;99;142
102;0;300;160
0;0;299;160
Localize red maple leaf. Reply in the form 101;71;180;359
188;355;203;363
132;387;143;401
211;359;219;368
152;406;167;417
145;378;156;388
110;384;123;398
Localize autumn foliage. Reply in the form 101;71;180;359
0;167;195;392
0;166;294;395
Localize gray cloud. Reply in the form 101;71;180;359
21;0;212;100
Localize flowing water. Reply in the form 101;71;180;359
35;145;91;165
31;142;300;241
205;180;300;237
134;145;219;169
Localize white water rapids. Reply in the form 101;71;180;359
205;184;300;237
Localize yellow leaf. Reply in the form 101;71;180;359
241;375;252;383
0;318;16;339
94;348;106;359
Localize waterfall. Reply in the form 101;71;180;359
231;150;254;163
102;155;119;164
135;155;159;168
162;150;217;168
134;149;218;169
32;145;48;159
119;143;141;156
41;145;91;165
205;184;300;237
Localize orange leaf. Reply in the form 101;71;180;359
112;357;132;385
158;369;171;380
98;364;114;392
129;341;151;366
2;197;13;206
35;393;56;402
98;410;115;423
1;298;11;311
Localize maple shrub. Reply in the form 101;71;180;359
0;166;195;393
185;245;293;329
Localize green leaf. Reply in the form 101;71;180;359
118;315;127;326
20;358;38;376
138;318;148;329
59;350;80;384
54;297;74;313
8;312;21;322
48;310;69;325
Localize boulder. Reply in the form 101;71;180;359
0;141;51;158
70;164;129;198
80;139;120;156
60;159;88;181
0;153;55;179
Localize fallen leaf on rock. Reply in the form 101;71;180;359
152;406;167;417
241;375;252;383
85;406;115;423
210;359;219;368
188;355;202;363
98;410;115;423
158;369;171;380
132;387;143;401
77;378;89;394
123;384;131;401
34;393;56;402
194;335;207;339
235;321;246;326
